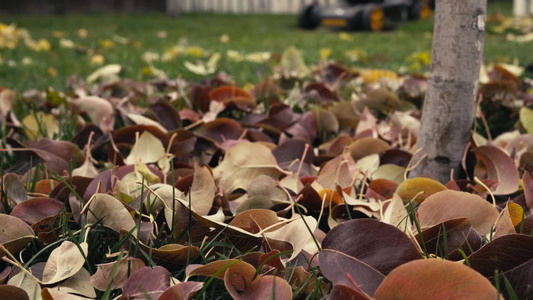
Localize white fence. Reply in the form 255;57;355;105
167;0;333;15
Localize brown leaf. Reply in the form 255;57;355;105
523;171;533;209
329;284;372;300
157;281;203;300
140;243;200;267
225;272;292;300
149;100;181;131
10;198;64;225
209;85;256;107
416;190;500;236
374;259;501;300
316;151;356;189
187;260;256;290
0;214;36;257
467;234;533;278
3;173;27;205
415;218;483;260
473;145;520;195
314;107;339;134
319;249;384;296
121;266;171;300
494;259;533;300
90;255;145;291
322;219;422;274
349;137;391;162
0;285;29;300
195;118;244;145
229;209;280;233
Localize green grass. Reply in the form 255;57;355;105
0;2;530;91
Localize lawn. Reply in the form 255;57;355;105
0;2;531;91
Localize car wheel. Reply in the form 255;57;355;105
298;4;319;30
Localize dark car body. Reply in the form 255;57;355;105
298;0;424;31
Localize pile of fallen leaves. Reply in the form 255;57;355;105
0;51;532;299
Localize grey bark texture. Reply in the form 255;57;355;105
409;0;486;183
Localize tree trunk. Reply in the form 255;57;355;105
409;0;486;183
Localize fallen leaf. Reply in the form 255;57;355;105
319;249;384;296
395;177;447;204
124;131;166;165
374;259;501;299
213;142;281;193
86;193;137;237
41;241;88;285
90;255;145;291
157;281;203;300
225;272;292;300
122;266;171;300
416;190;500;236
473;145;520;195
0;285;29;300
71;96;114;132
10;197;64;225
467;234;533;278
0;214;36;257
188;163;216;215
322;219;422;274
7;271;40;300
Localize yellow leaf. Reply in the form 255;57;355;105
22;112;59;140
396;177;447;204
339;32;353;41
47;67;57;78
98;39;115;49
220;34;229;43
77;28;88;39
520;107;533;133
90;54;105;66
360;69;398;84
186;46;207;57
508;202;524;226
319;48;332;60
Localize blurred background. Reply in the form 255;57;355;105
0;0;531;91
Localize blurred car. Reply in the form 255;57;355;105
298;0;432;31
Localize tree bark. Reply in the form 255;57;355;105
409;0;486;183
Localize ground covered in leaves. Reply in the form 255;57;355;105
1;12;533;300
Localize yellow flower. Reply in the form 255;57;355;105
345;48;368;62
407;51;431;66
319;48;332;60
77;28;88;39
220;34;230;43
47;67;57;78
90;54;105;66
360;69;398;84
339;32;353;41
243;82;254;91
52;31;67;38
186;46;207;58
21;57;33;65
26;38;51;52
98;39;116;49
